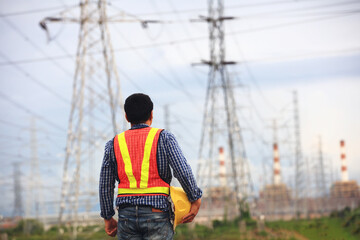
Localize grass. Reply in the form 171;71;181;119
2;207;359;239
266;207;360;240
267;217;357;240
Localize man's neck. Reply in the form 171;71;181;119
130;120;152;128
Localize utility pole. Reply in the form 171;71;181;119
195;0;253;220
40;0;127;237
13;162;23;217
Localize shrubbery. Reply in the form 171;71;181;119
14;219;44;235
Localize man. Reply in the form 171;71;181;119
99;93;202;240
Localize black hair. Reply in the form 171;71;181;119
124;93;153;124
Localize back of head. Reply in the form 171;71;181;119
124;93;153;124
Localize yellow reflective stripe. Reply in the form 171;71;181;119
118;132;137;188
118;186;170;195
140;128;159;188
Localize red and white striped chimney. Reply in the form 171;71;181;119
273;143;281;185
219;147;227;187
340;140;349;182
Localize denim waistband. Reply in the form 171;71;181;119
118;205;172;218
118;204;152;210
118;204;170;212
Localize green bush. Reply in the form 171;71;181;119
194;224;212;239
14;219;44;235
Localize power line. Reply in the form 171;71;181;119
1;11;359;67
0;50;69;104
0;119;30;130
124;0;347;17
0;91;65;131
2;45;359;68
0;131;64;145
227;24;278;112
108;1;360;24
238;9;360;19
1;16;74;76
0;134;31;141
1;14;113;113
0;0;339;18
112;0;289;16
112;24;201;107
0;119;67;139
1;15;117;125
131;3;360;23
229;0;360;20
0;4;77;17
148;0;205;88
228;11;360;35
0;152;63;166
240;47;360;64
166;0;207;87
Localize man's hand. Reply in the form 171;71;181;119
181;198;201;224
104;217;117;237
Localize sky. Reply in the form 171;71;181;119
0;0;359;217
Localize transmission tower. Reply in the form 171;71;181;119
13;162;23;217
40;0;129;236
29;118;44;219
293;90;306;218
195;0;253;220
85;87;97;219
316;136;327;215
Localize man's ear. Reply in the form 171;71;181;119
150;111;153;121
125;114;130;123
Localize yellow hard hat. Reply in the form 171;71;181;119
170;186;191;229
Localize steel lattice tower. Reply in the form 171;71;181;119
316;136;327;215
29;118;44;219
196;0;253;219
40;0;125;236
13;162;23;217
293;90;306;217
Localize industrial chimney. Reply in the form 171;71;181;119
273;143;281;185
219;147;227;187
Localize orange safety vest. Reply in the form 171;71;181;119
113;127;170;197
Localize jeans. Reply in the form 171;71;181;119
117;206;174;240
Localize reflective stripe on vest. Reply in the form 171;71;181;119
115;128;170;196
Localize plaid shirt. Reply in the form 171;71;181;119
99;124;202;219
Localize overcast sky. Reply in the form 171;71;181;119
0;0;359;217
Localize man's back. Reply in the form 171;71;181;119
99;93;202;240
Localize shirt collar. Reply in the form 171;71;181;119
130;123;149;130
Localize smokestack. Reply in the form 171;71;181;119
273;143;281;185
340;140;349;182
219;147;227;187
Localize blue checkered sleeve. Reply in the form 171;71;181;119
99;140;116;219
159;130;202;202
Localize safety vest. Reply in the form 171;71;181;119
113;127;170;197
